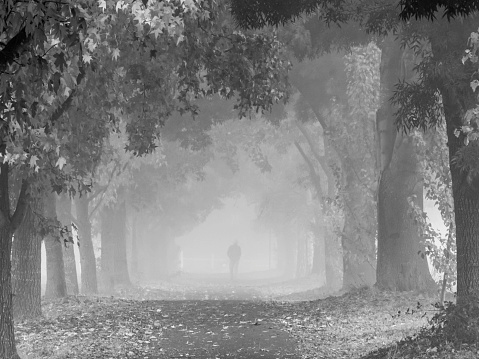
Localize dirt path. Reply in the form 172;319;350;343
147;300;300;358
19;278;436;359
17;283;303;359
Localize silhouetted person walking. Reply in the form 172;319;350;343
227;241;241;280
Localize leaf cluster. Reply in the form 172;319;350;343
399;0;479;21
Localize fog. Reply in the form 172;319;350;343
176;196;277;276
38;50;452;301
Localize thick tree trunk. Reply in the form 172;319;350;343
295;235;308;278
113;200;130;286
376;135;436;291
44;191;67;298
130;214;139;281
57;193;79;295
323;230;342;290
442;86;479;302
0;162;28;359
0;226;18;359
311;239;322;274
375;35;435;292
75;195;98;294
100;200;131;291
12;200;42;319
425;16;479;304
341;157;376;289
100;205;116;292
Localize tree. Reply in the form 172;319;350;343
0;1;293;355
57;193;79;294
12;200;42;319
230;0;446;292
393;15;479;301
230;0;477;28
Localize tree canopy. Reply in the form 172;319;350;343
230;0;479;30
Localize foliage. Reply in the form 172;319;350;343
424;300;479;347
407;128;457;291
458;28;479;147
399;0;479;21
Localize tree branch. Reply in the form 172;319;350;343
294;141;323;198
88;161;120;220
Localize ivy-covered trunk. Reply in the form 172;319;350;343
376;136;436;290
375;35;435;291
341;157;377;289
12;200;42;319
57;193;79;295
44;191;67;298
75;195;98;294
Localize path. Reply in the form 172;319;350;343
18;278;308;359
146;300;300;358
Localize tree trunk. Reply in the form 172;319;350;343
376;135;436;291
0;226;18;359
44;191;67;298
426;16;479;304
341;157;376;289
375;35;435;292
75;195;98;294
100;205;116;293
57;193;79;295
442;83;479;302
295;234;308;278
130;214;139;282
0;162;28;359
113;200;130;286
311;219;324;275
12;199;42;319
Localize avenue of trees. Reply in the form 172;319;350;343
2;0;479;357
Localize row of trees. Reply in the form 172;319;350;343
0;1;294;357
231;0;479;302
3;0;479;357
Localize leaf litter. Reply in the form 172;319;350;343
14;278;476;359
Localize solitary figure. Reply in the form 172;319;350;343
227;241;241;280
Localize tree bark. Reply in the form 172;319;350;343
376;135;436;291
425;16;479;304
75;195;98;294
12;199;42;319
375;35;435;292
100;199;131;291
341;156;376;289
295;234;308;278
0;169;17;358
44;191;67;299
441;81;479;302
130;214;139;281
0;162;28;359
113;200;130;286
57;193;79;295
100;205;115;293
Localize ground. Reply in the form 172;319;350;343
16;274;478;358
